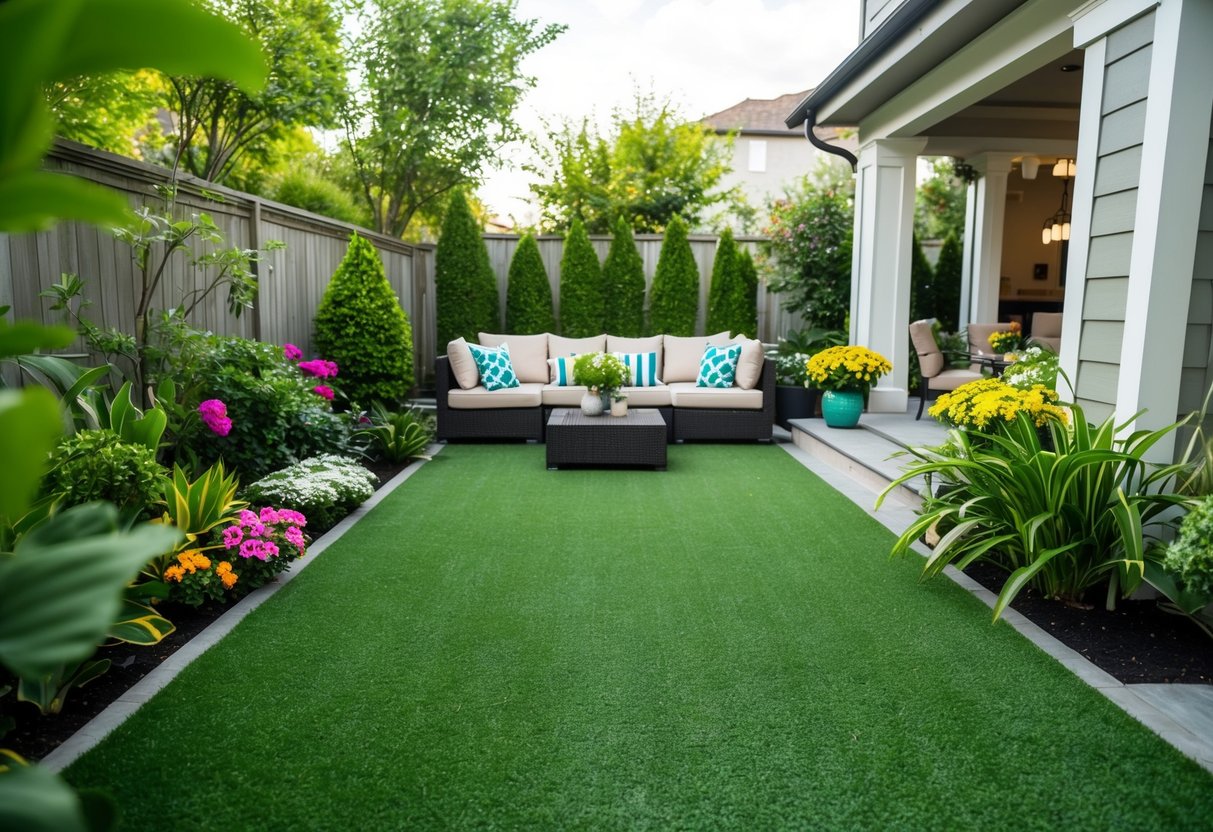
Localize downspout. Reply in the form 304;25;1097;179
803;111;857;173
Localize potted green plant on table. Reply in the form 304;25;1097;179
806;345;892;428
573;352;629;417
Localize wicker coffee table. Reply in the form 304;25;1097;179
546;408;668;470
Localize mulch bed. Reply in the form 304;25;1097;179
964;561;1213;684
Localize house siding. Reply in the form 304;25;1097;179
862;0;906;40
1074;10;1155;421
1177;103;1213;417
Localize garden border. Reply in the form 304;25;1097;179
40;445;444;774
776;436;1213;775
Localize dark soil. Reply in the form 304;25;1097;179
363;459;412;491
964;561;1213;684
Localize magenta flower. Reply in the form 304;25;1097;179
222;525;243;550
298;359;338;378
313;384;334;400
259;506;281;524
283;343;303;361
285;526;305;550
238;509;259;527
198;399;232;437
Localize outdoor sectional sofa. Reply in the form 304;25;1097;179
436;331;775;443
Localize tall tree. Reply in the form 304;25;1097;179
530;92;737;233
558;219;604;337
46;71;166;158
435;190;498;346
909;233;934;325
914;157;968;242
706;228;744;335
344;0;563;237
934;232;964;332
167;0;347;184
648;216;699;336
505;234;555;335
737;247;759;338
602;217;646;337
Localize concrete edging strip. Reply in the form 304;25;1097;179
41;445;444;773
776;437;1213;775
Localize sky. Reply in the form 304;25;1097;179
481;0;864;224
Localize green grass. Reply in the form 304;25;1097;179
66;445;1212;830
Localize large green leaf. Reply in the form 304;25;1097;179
17;657;111;715
0;504;181;679
0;389;62;521
0;171;132;233
0;320;75;359
0;752;90;832
106;599;175;646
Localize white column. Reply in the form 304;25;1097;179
850;138;926;413
963;153;1014;325
957;180;978;330
1112;0;1213;459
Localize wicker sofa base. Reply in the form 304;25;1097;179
436;405;543;442
673;407;773;442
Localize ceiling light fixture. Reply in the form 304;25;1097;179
1042;162;1075;245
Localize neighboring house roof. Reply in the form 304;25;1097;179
704;91;842;140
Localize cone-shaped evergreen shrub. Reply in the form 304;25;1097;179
436;190;498;347
602;217;646;337
648;216;699;336
558;218;604;337
737;246;759;338
706;228;744;336
934;232;963;332
505;234;555;334
314;233;414;406
909;233;935;325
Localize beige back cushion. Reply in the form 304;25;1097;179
663;332;731;382
1032;312;1063;338
478;332;549;383
909;320;944;379
607;334;663;378
446;338;480;389
966;323;1001;357
731;336;765;389
549;334;606;357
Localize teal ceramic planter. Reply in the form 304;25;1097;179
821;390;863;428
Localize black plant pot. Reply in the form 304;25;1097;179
775;385;819;430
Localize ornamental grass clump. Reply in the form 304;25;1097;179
878;402;1193;619
806;345;891;394
573;352;630;394
241;455;377;533
929;377;1068;430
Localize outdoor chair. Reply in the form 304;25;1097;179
965;323;1002;366
1030;312;1063;352
910;319;984;420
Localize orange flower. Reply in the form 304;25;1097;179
165;565;185;582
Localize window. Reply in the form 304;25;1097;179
747;140;767;173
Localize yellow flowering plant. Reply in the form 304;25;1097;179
988;321;1025;354
805;345;892;393
929;377;1067;431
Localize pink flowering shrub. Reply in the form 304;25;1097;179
198;399;232;436
283;342;303;361
298;359;339;379
313;384;335;400
215;505;309;596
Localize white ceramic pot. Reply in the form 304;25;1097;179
580;390;604;417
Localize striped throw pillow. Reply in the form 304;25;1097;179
613;351;661;387
547;354;579;386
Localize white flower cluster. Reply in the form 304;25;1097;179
1003;346;1059;391
244;455;377;510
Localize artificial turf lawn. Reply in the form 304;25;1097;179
66;444;1213;830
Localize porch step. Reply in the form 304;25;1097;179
788;403;948;509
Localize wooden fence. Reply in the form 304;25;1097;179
2;141;804;390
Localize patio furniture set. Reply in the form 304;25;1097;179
436;331;776;468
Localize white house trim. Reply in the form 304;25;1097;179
1071;0;1161;47
1114;0;1213;456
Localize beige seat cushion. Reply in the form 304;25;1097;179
478;332;549;383
731;336;764;389
926;369;983;392
607;334;663;378
541;384;588;406
668;382;763;410
662;332;731;383
448;383;543;409
618;385;671;407
549;334;605;357
446;338;480;390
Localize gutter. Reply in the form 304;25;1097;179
784;0;941;129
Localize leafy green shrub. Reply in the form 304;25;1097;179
435;189;498;346
45;429;167;518
934;232;963;332
908;233;934;325
766;326;847;386
1164;496;1213;597
736;247;759;338
170;336;350;479
706;228;746;336
355;403;434;464
272;170;366;226
241;455;377;534
879;404;1191;619
314;233;414;406
602;217;646;336
505;234;555;334
1002;346;1059;391
559;218;604;337
648;215;698;336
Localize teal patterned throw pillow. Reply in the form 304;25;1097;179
696;343;742;388
467;342;520;391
